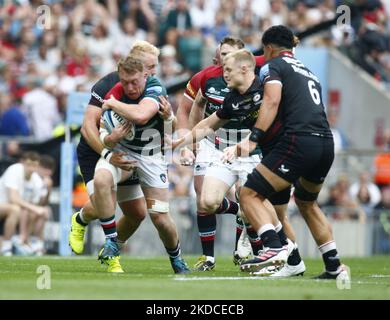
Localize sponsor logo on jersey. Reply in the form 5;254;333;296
208;87;217;94
278;164;290;174
207;103;222;112
232;103;239;110
146;86;163;94
160;173;167;183
221;88;230;93
249;110;259;119
253;93;261;102
91;91;104;103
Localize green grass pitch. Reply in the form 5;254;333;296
0;255;389;300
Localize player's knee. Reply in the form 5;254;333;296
293;180;319;202
200;195;220;214
93;172;113;191
239;187;256;212
123;208;147;223
151;212;175;230
244;169;276;199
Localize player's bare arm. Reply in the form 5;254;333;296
226;82;282;162
80;105;104;154
81;104;135;171
103;94;158;125
177;89;207;164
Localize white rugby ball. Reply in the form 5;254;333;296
102;109;135;141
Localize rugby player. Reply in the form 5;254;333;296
176;38;303;275
225;26;348;280
69;41;184;274
95;55;189;274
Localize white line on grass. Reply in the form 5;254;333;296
174;276;274;281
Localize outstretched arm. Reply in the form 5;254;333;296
172;113;228;150
223;82;282;163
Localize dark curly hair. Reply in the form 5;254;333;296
262;25;299;49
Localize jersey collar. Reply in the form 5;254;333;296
279;51;294;57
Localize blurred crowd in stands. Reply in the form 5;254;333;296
0;0;389;227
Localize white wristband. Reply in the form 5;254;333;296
101;148;112;163
99;130;109;145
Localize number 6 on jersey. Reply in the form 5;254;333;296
308;80;321;105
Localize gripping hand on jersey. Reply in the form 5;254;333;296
102;94;118;111
158;96;174;121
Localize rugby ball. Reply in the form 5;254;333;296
102;109;135;142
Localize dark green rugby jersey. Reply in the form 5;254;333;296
105;76;167;155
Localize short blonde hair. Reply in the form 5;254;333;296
130;40;160;58
117;55;144;74
224;49;256;70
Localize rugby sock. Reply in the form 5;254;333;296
197;212;216;257
166;241;181;260
76;209;88;226
215;197;239;215
99;215;118;240
319;240;341;272
287;246;302;266
245;223;263;255
275;222;288;246
258;224;282;249
235;216;244;251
